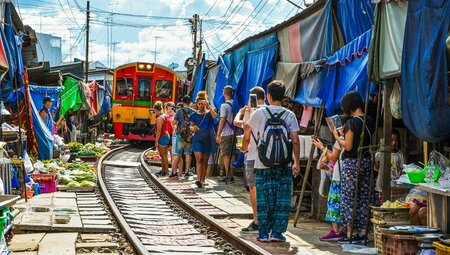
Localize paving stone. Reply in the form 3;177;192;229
80;234;112;241
54;192;77;198
9;233;45;251
52;198;78;209
38;232;78;255
52;215;83;231
12;252;38;255
16;213;52;231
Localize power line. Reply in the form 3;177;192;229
57;0;81;29
204;1;246;37
66;0;82;29
214;0;270;51
203;0;218;17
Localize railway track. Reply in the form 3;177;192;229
98;145;270;255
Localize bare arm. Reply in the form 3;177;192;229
291;131;300;176
334;129;354;151
155;117;163;146
241;123;252;152
39;110;47;121
217;118;226;137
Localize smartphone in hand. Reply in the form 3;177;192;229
250;94;257;109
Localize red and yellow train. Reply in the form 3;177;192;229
112;62;181;141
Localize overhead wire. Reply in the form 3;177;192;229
204;0;247;37
66;0;82;29
57;0;81;29
214;0;270;52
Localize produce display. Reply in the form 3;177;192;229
34;159;97;189
145;150;161;161
380;200;409;209
68;142;108;158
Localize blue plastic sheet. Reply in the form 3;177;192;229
336;0;375;43
318;29;374;116
213;56;231;110
192;53;206;102
28;89;54;160
28;85;62;116
294;65;326;107
401;0;450;143
233;43;278;113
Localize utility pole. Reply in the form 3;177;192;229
198;18;202;58
85;0;90;83
112;41;119;68
190;14;199;59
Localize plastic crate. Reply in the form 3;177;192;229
32;174;57;193
434;241;450;255
381;232;419;255
371;219;410;252
372;208;410;222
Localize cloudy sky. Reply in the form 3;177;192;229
17;0;309;69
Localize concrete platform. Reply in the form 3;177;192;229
156;170;359;255
15;192;114;233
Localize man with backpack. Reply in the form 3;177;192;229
240;80;301;242
216;85;236;183
172;95;195;178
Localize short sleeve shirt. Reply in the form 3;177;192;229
220;100;234;137
174;107;195;128
342;116;375;159
246;105;300;169
246;104;266;161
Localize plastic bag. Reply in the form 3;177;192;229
429;150;450;181
318;170;331;197
390;80;402;119
406;189;427;204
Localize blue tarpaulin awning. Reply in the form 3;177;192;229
232;43;278;113
401;0;450;143
336;0;375;43
318;29;374;116
192;53;206;102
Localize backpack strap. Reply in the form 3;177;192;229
354;116;372;141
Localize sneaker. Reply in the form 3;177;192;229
319;230;343;241
242;222;258;233
184;172;190;178
195;180;202;188
257;233;270;242
338;235;364;244
218;176;227;182
169;172;178;178
270;232;287;242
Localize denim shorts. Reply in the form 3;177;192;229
158;135;171;147
173;134;192;155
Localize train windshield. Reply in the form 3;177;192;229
116;78;134;97
155;80;172;99
137;77;151;101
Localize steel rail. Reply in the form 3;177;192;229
97;145;150;255
139;149;271;255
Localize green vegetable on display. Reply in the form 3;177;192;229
67;181;81;188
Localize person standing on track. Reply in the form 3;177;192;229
190;91;217;188
154;101;171;177
216;85;236;183
240;80;300;242
172;96;195;178
234;86;266;233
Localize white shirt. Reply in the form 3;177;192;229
247;104;266;161
220;100;234;136
246;105;300;169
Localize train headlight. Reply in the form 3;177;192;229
146;64;152;70
137;62;154;72
138;64;145;69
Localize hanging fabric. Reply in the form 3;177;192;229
401;0;450;143
369;0;408;82
274;62;300;99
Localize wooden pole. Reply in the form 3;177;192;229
381;80;393;202
293;105;324;227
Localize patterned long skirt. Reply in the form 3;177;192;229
325;180;341;223
255;167;292;235
339;157;372;231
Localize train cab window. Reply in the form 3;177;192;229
116;78;134;97
137;78;151;101
155;80;173;99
